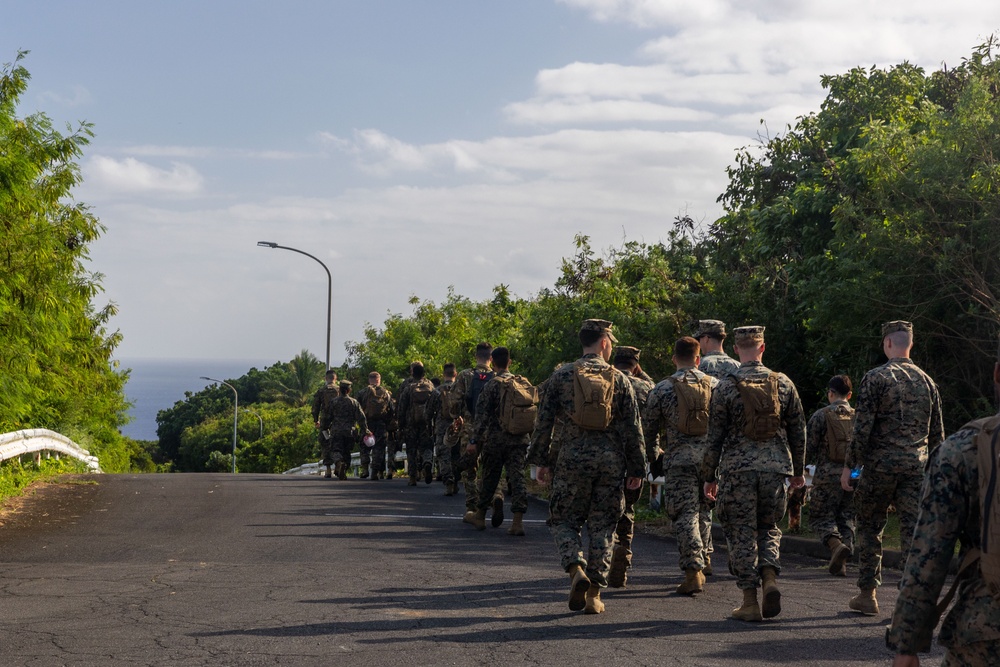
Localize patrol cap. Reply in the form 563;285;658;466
694;319;727;338
339;380;352;390
613;346;641;363
733;325;765;345
580;319;618;343
881;320;913;337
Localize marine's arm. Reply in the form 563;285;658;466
783;380;807;478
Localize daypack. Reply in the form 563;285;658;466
466;370;495;418
497;375;539;435
934;414;1000;627
823;404;855;464
669;370;712;436
437;382;455;423
735;373;782;441
571;360;615;431
362;386;391;420
408;380;434;426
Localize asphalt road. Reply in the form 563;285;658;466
0;473;944;666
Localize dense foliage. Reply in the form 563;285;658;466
0;52;140;473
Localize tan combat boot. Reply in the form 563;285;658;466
760;566;781;618
462;510;476;525
607;546;629;588
507;512;525;536
676;568;706;596
827;537;851;577
584;583;605;614
470;508;487;531
849;587;879;616
567;564;590;611
731;588;763;622
703;554;713;577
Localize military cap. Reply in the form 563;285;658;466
881;320;913;337
339;380;352;390
694;319;727;338
733;325;765;345
580;319;618;343
614;346;641;362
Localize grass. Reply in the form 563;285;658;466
0;456;91;506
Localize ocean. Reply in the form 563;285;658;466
118;358;277;442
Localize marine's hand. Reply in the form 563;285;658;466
892;655;919;667
314;421;321;429
788;475;805;489
840;466;854;492
703;481;718;502
466;444;477;455
536;466;552;486
452;417;464;431
625;476;643;491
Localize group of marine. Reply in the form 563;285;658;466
312;317;999;666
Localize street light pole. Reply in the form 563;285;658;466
243;409;263;439
201;376;238;474
257;241;332;371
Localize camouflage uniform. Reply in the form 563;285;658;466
805;399;855;551
355;384;394;478
450;364;501;512
886;421;1000;663
699;350;740;380
527;352;645;587
311;382;338;466
702;359;806;591
320;391;368;469
426;379;460;489
471;370;530;516
644;366;719;571
613;366;654;571
397;377;436;482
847;351;944;591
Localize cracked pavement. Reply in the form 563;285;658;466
0;473;943;666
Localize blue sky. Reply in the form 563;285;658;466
5;1;999;364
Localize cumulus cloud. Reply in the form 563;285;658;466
85;156;204;194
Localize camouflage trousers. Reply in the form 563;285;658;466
663;465;706;571
717;470;787;590
548;445;626;587
360;420;389;474
456;424;502;511
318;429;334;466
943;640;1000;667
478;440;528;515
809;477;855;551
612;482;642;566
854;468;922;590
404;427;434;480
329;431;355;466
434;427;460;485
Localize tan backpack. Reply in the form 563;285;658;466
823;405;855;464
363;386;390;420
734;373;782;441
407;380;434;426
571;361;615;431
497;375;539;435
669;370;713;436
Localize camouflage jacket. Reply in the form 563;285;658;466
321;395;368;435
311;383;338;423
526;353;645;478
471;370;530;449
847;358;945;475
806;399;855;478
702;360;806;480
644;366;718;469
397;378;434;432
886;422;1000;654
448;364;493;421
627;372;655;409
699;351;740;380
355;384;394;423
425;380;456;437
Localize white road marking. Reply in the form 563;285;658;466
324;513;546;523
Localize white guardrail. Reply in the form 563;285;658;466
0;429;101;472
283;449;408;476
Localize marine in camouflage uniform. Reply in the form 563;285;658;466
311;370;339;477
695;319;738;565
844;321;945;616
886;399;1000;666
805;375;856;576
355;372;395;480
469;348;530;535
703;325;806;621
397;363;436;486
644;336;719;595
607;346;655;588
527;319;645;615
320;381;369;480
449;344;503;520
426;364;460;495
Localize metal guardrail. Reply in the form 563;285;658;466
283;448;408;476
0;429;101;472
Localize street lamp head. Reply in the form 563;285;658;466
257;241;278;248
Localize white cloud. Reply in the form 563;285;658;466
38;84;93;108
85;156;204;195
120;145;309;160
